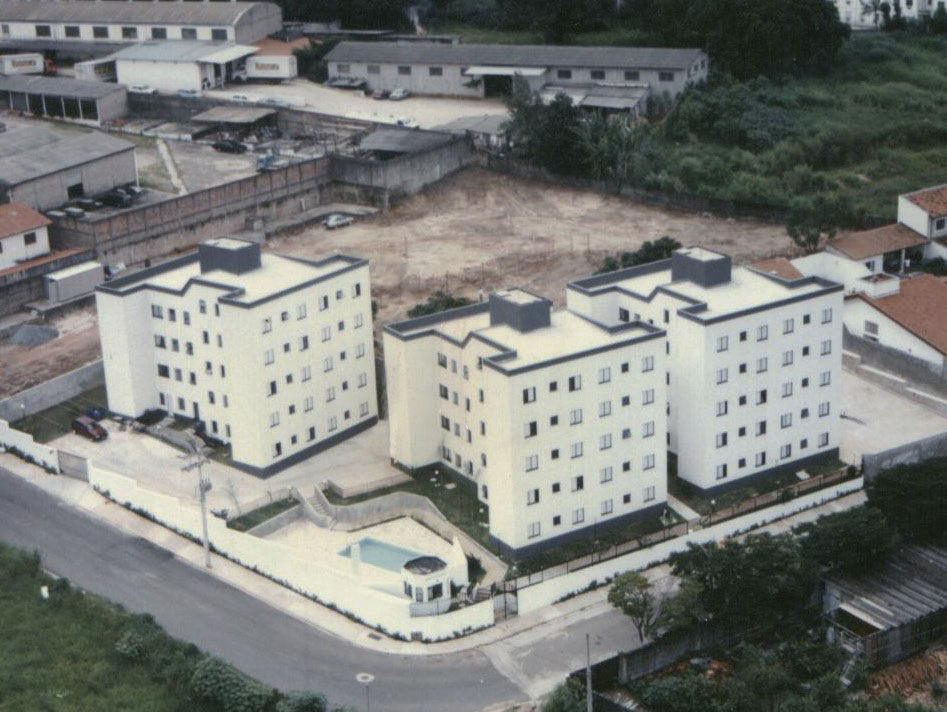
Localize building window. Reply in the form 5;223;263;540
323;357;333;372
523;387;536;404
782;381;793;398
642;420;655;438
716;368;728;384
526;455;539;471
619;308;630;322
642;388;655;405
757;325;769;341
299;335;309;351
64;25;80;38
429;66;443;76
557;69;572;79
756;357;768;373
599;400;612;417
327;416;338;432
151;305;164;319
272;442;282;458
268;380;277;396
643;485;656;502
716;432;728;448
822;308;833;324
269;411;280;427
642;355;654;372
572;507;585;525
570;442;583;459
525;420;537;438
93;25;108;38
757;420;767;436
35;24;51;37
600;466;613;483
716;400;728;417
527;521;540;538
819;401;830;417
755;451;766;467
151;27;167;39
598;366;611;384
590;69;606;80
818;432;829;447
716;335;728;352
642;453;655;470
568;375;582;392
527;488;539;505
601;498;613;515
157;364;169;378
757;389;767;405
781;412;792;428
658;71;674;82
367;64;380;74
821;340;832;355
264;349;274;365
783;318;794;335
782;350;794;367
780;444;792;459
121;26;137;39
211;28;227;40
716;464;728;480
569;408;583;425
625;70;640;80
820;371;831;386
600;433;612;450
304;396;314;412
398;65;411;75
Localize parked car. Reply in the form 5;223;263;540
231;93;251;102
324;213;354;230
129;85;157;95
83;406;108;421
212;139;247;154
371;89;390;100
72;416;108;441
176;88;201;99
98;190;132;208
389;87;410;101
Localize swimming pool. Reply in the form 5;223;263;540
338;537;425;573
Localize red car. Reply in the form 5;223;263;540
72;416;108;441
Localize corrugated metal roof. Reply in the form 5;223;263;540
433;114;509;135
192;105;275;124
358;128;454;153
326;41;704;70
0;74;125;99
0;0;271;26
111;40;256;63
0;127;134;185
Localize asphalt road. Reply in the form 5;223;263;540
0;467;524;712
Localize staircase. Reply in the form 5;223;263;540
290;486;336;528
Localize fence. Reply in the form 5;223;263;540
0;418;60;473
511;467;854;592
861;430;947;481
484;153;891;229
0;360;104;422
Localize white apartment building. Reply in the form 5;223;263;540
568;247;843;494
95;238;378;477
384;288;668;559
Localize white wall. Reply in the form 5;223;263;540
793;252;875;295
516;476;864;613
0;419;60;472
116;59;204;93
844;296;945;366
4;21;233;44
898;195;933;238
247;55;297;80
0;224;49;269
88;463;494;640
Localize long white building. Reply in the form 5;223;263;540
96;238;378;477
384;288;668;559
568;247;843;494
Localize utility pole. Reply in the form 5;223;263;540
586;633;593;712
181;443;212;569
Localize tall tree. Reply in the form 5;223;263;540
608;572;657;642
787;192;851;253
795;506;896;573
868;458;947;543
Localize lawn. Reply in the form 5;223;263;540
11;386;109;443
228;498;298;532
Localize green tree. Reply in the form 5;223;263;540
575;115;647;191
932;3;947;32
407;290;470;317
541;678;587;712
787;193;851;253
868;458;947;543
293;39;339;84
506;77;584;176
795;506;896;573
276;691;328;712
654;578;706;637
607;572;657;641
596;237;682;274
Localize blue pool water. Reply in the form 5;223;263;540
338;537;425;573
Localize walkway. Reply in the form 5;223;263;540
667;494;701;522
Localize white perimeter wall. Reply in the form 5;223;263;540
0;418;59;472
88;463;493;640
516;476;864;614
116;59;203;93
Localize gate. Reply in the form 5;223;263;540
493;580;518;620
58;450;89;481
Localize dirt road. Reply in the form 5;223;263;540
272;167;792;325
1;168;791;398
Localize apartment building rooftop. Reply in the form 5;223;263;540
570;248;841;323
386;290;663;373
98;239;365;306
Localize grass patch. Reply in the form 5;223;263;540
228;498;298;532
11;385;109;443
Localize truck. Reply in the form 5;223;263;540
0;53;55;76
245;55;298;82
74;58;116;83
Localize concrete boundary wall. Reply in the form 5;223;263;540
88;463;494;640
861;432;947;481
516;477;864;614
0;419;60;473
0;360;104;422
0;249;95;318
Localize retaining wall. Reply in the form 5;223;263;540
0;249;95;318
0;360;104;422
0;419;60;473
844;329;947;396
861;432;947;481
88;463;494;640
516;477;864;614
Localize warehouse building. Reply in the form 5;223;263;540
568;248;843;494
111;41;259;92
96;238;379;477
0;75;127;124
324;41;707;105
0;0;282;56
384;288;668;559
0;126;136;211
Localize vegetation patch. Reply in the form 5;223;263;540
11;385;109;443
227;498;299;532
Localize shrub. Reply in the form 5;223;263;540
191;656;274;712
407;291;470;318
276;691;328;712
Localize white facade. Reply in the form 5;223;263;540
898;185;947;241
0;208;50;269
246;54;297;80
844;295;945;366
95;238;378;476
834;0;935;28
568;248;844;493
384;289;668;558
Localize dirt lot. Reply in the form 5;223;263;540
1;167;789;398
272;167;791;324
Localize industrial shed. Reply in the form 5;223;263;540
0;0;282;57
324;41;708;102
111;41;259;92
0;75;127;123
824;545;947;667
356;128;455;159
0;127;137;211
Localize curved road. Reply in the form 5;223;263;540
0;467;524;711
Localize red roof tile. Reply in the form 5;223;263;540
0;202;51;240
857;274;947;357
827;223;927;260
748;257;804;281
906;185;947;219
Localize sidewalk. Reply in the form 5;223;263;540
0;451;866;658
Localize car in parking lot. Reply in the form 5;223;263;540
231;94;251;102
257;96;291;108
72;416;108;441
323;213;354;230
371;89;390;100
212;139;247;154
389;87;410;101
129;85;157;95
176;88;201;99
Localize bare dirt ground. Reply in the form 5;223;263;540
1;167;789;398
271;167;791;325
0;307;101;399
